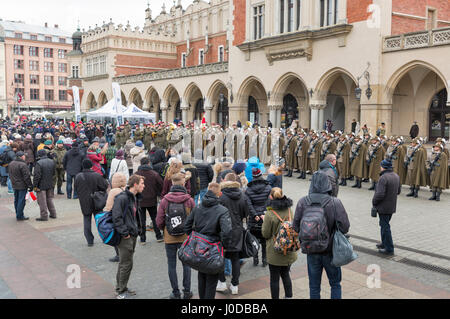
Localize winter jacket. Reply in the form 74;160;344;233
150;149;167;179
8;158;32;190
319;160;339;197
218;181;249;252
135;164;163;207
130;146;147;173
63;147;84;176
87;151;103;175
262;197;298;266
109;158;129;181
193;162;214;189
112;188;142;238
245;177;272;235
156;185;195;244
23;139;35;164
161;175;191;199
33;154;56;190
266;173;282;189
104;172;127;212
184;163;200;197
74;169;109;216
372;169;401;215
293;172;350;255
53;147;67;169
124;141;135;169
184;190;233;246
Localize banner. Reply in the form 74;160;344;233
112;82;123;125
72;86;81;123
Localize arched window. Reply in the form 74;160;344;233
248;96;259;124
429;89;449;140
195;98;204;121
282;94;298;128
217;94;228;127
175;100;182;120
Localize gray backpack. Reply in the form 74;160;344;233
299;196;331;254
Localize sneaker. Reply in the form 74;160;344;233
183;291;193;299
87;243;94;247
17;217;29;221
126;289;136;296
230;284;238;295
216;281;228;292
156;237;164;243
109;256;119;262
36;218;48;222
140;241;146;246
49;215;57;219
169;292;181;299
116;292;128;299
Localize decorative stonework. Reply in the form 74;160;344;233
383;27;450;52
265;41;313;65
113;62;228;85
83;74;109;82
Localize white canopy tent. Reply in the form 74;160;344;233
122;103;156;123
86;99;127;121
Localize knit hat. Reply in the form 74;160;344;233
56;140;64;144
135;140;143;147
26;134;32;139
232;160;247;175
116;150;125;159
252;167;262;178
82;159;93;169
44;140;52;145
16;151;25;157
37;150;47;158
381;160;392;169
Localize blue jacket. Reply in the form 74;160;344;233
245;157;265;183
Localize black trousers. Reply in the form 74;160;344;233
139;206;162;242
198;272;219;299
269;264;293;299
219;251;241;286
83;214;94;245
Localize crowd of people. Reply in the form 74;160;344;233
0;115;448;300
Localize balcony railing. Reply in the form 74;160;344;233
113;62;229;85
383;27;450;52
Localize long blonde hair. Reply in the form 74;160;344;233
165;158;182;181
270;187;283;199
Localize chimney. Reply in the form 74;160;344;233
45;22;48;28
54;24;58;28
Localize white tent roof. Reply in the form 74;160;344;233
87;99;126;117
123;104;153;118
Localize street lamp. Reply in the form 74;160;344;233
355;62;372;101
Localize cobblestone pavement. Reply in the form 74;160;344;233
0;175;449;299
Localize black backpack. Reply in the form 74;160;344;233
299;196;331;254
0;151;13;167
165;201;187;236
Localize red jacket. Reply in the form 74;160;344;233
87;151;103;175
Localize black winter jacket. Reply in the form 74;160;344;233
193;162;214;189
245;177;272;231
372;169;401;215
184;190;232;246
112;188;143;238
293;172;350;254
150;149;167;179
219;181;250;252
135;164;163;207
8;158;32;190
63;147;84;176
33;155;56;190
74;169;109;216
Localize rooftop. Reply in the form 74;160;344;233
0;20;72;41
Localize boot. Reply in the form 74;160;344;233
436;191;441;202
253;256;259;266
297;172;303;179
357;179;362;189
348;176;354;181
342;178;347;186
302;171;306;179
429;191;437;201
406;187;415;197
339;178;344;186
288;170;293;177
368;182;375;191
284;170;291;177
57;187;64;195
352;179;359;188
413;186;419;198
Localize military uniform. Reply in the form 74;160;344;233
53;145;67;194
350;137;368;188
427;144;449;201
320;134;337;162
404;139;428;198
366;137;385;190
295;132;309;179
283;131;297;177
307;134;322;173
336;136;351;185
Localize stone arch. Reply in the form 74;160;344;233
314;67;358;101
128;88;144;108
144;86;161;120
121;91;127;107
183;82;203;122
163;85;181;123
86;92;97;110
98;91;108;107
236;76;268;125
207;80;229;126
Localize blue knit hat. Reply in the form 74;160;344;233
232;160;246;175
136;140;143;147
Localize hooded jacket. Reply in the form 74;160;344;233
294;171;350;254
130;146;147;173
245;177;272;233
156;185;196;244
150;148;167;179
319;159;339;197
219;181;250;252
184;190;233;246
111;188;142;238
193;162;214;190
63;146;84;176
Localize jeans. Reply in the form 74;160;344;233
219;252;241;286
139;207;162;242
66;173;78;199
195;188;208;206
269;264;293;299
165;243;191;296
198;272;219;299
14;189;27;219
7;177;13;193
379;214;394;252
224;258;232;275
307;253;342;299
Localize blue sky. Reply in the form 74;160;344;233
0;0;193;33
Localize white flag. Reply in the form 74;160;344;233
112;82;123;125
72;86;81;123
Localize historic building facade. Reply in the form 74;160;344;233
0;23;6;117
69;0;450;140
0;20;73;117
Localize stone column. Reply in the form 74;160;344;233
318;108;325;130
181;99;189;124
269;104;283;128
309;103;326;131
160;99;168;123
204;98;213;125
284;0;289;33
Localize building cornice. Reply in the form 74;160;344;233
83;74;109;82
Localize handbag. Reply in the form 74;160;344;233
239;228;260;259
91;190;108;212
331;200;358;267
178;231;225;275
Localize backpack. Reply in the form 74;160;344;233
299;196;331;254
165;201;187;236
95;199;129;247
0;151;12;167
271;208;300;256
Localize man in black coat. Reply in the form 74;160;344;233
193;149;214;204
293;171;350;299
372;160;401;256
184;183;232;299
63;141;84;199
74;159;109;246
33;150;57;221
8;151;33;221
217;173;249;295
112;175;145;299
